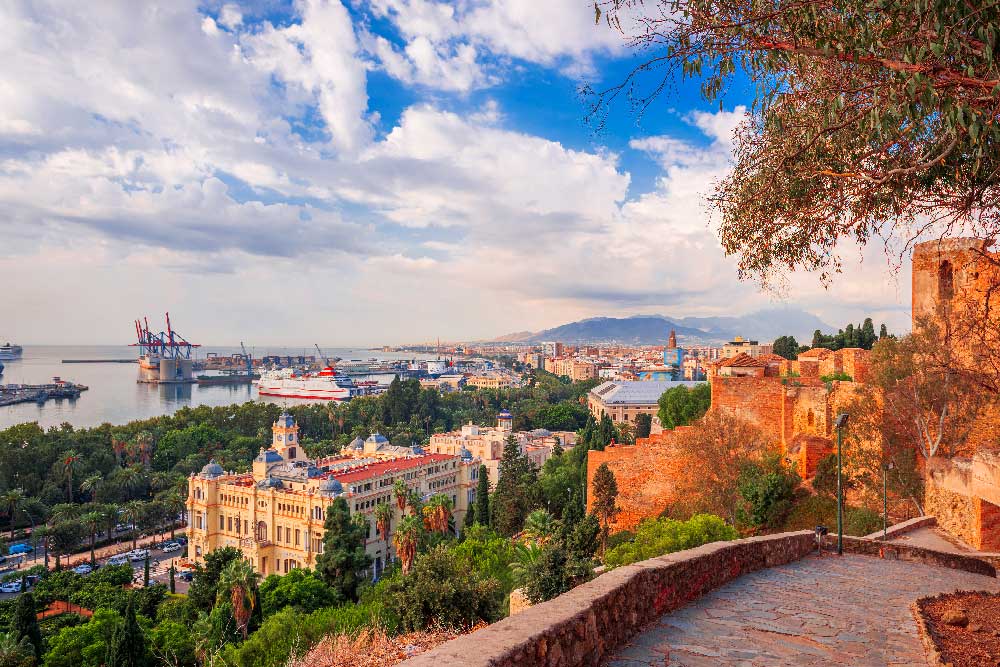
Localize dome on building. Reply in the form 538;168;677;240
350;436;365;450
318;477;343;496
459;445;473;462
257;476;283;489
366;432;390;445
254;448;283;463
497;409;512;419
411;444;426;456
200;460;224;478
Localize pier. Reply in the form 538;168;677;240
0;380;89;407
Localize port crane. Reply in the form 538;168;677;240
314;344;330;367
240;341;253;377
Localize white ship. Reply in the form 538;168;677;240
256;366;357;401
0;343;23;360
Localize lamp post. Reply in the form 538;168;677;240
882;460;895;539
834;413;849;556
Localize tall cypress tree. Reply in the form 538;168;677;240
12;591;42;662
107;594;147;667
474;464;490;526
490;436;539;536
315;497;371;602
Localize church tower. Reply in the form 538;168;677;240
497;409;513;433
272;412;302;461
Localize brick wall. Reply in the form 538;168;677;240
711;377;787;447
925;478;979;547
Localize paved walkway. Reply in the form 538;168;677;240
605;554;1000;667
888;526;976;554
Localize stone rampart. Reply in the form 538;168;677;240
824;534;998;576
399;531;816;667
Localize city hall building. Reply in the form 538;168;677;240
187;413;477;577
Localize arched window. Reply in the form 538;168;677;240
807;410;815;428
256;521;268;542
939;260;955;301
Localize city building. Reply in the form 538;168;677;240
720;336;774;359
187;413;476;577
587;380;703;423
428;410;575;485
466;372;516;389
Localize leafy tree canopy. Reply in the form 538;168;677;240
657;383;711;430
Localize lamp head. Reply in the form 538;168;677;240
834;413;849;429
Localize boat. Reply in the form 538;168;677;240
0;361;4;375
0;343;23;360
255;366;358;401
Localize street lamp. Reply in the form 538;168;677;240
833;413;849;556
882;460;895;539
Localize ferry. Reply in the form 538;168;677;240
256;366;358;401
0;343;23;360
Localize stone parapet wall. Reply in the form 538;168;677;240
399;531;816;667
824;534;998;577
862;515;937;541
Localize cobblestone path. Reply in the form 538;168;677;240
605;553;1000;667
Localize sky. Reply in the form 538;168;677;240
0;0;914;346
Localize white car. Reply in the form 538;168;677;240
107;555;129;566
161;542;181;553
72;563;93;575
129;549;149;561
0;581;22;593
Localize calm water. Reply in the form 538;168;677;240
0;346;438;430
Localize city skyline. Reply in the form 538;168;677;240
2;0;913;345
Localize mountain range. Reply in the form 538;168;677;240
493;309;834;346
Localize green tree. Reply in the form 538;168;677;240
473;465;490;526
42;608;122;667
604;515;738;568
383;545;502;632
392;514;422;575
11;592;41;662
590;463;619;556
187;546;243;612
106;594;147;667
147;621;195;667
772;336;799;361
120;501;145;551
738;455;801;529
216;558;260;639
596;0;1000;285
490;437;539;536
315;497;371;602
0;489;24;538
258;568;336;617
48;522;84;570
80;475;103;505
657;383;711;430
811;455;839;499
81;511;103;565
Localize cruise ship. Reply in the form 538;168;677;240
256;366;358;401
0;343;23;360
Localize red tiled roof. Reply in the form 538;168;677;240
717;353;768;368
331;453;454;484
757;353;789;365
797;347;833;359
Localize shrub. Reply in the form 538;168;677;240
383;545;503;632
845;507;882;536
737;454;800;529
603;514;738;568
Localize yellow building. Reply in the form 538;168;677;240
187;413;476;577
466;373;515;389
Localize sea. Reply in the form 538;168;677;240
0;346;439;430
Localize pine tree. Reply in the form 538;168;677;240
107;594;147;667
11;591;42;662
463;503;476;530
596;414;615;450
590;463;620;557
490;436;539;536
169;565;175;594
474;464;490;526
879;323;889;340
315;497;371;602
861;318;876;348
143;555;150;586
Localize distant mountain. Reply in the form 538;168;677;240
497;309;833;346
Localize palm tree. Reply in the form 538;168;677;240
48;503;82;525
81;511;103;564
522;509;557;544
217;559;260;639
162;492;186;539
60;451;82;502
0;631;34;667
0;489;24;538
80;474;103;505
150;471;176;495
421;494;453;533
373;502;392;542
114;465;146;501
510;542;543;588
392;515;422;575
393;479;408;511
121;501;145;550
103;504;120;546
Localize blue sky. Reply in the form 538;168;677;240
0;0;911;345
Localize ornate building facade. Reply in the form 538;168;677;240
187;413;477;576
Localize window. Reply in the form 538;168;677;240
939;260;955;301
227;516;232;532
295;529;300;547
219;515;225;530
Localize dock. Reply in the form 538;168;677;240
0;381;89;407
62;359;136;363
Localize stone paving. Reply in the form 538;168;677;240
605;553;1000;667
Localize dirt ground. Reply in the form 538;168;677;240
918;591;1000;667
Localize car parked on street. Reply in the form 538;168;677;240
128;549;149;561
72;563;93;575
0;581;22;593
161;542;182;553
107;554;129;566
178;570;194;582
